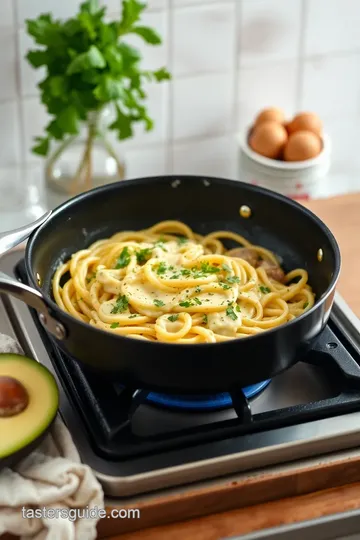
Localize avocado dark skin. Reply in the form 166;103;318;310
0;354;59;470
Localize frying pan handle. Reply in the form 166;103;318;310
0;271;66;340
0;210;52;257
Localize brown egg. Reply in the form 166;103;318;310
254;107;285;126
287;112;322;136
249;121;288;159
283;130;322;162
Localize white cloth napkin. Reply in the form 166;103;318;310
0;334;104;540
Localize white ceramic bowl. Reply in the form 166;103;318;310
237;128;331;200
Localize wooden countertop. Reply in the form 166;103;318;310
105;192;360;540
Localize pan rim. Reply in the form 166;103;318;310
25;175;342;348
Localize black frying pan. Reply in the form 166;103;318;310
0;176;341;394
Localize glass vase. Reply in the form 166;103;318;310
45;111;126;197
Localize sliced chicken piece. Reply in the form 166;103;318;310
226;247;259;267
258;260;285;283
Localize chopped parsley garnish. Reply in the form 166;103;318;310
177;236;188;245
136;248;152;264
181;268;191;276
236;305;241;312
222;263;232;272
259;286;271;294
200;262;220;274
154;237;168;251
195;287;202;293
111;295;129;314
203;314;208;324
170;274;180;279
303;302;309;309
220;282;231;290
168;314;179;322
193;297;202;305
179;300;192;308
153;299;165;307
156;262;167;275
129;314;137;319
226;306;238;321
226;276;240;284
110;322;119;328
115;247;131;269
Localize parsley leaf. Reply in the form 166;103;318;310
200;262;220;274
220;282;231;290
179;301;193;308
226;276;240;284
110;322;119;328
156;262;167;275
303;302;309;309
226;306;238;321
115;246;131;268
168;314;179;322
111;295;129;314
154;299;165;307
193;297;202;305
259;286;271;294
177;236;188;245
136;248;152;264
203;314;208;324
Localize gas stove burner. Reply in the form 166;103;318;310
146;380;271;411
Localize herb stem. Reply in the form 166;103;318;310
45;136;76;180
97;128;125;178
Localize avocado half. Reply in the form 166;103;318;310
0;354;59;470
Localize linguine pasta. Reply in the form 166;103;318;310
52;220;315;343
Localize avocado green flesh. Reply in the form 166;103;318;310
0;354;59;459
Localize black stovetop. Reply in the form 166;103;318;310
15;259;360;463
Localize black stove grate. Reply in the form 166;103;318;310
15;260;360;461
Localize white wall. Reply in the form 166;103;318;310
2;0;360;190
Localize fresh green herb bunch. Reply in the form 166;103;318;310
26;0;171;156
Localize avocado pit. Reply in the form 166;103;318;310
0;376;29;417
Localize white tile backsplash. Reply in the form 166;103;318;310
16;0;77;25
238;60;298;132
239;0;302;66
0;30;17;101
173;73;234;140
124;144;167;179
0;0;358;194
172;2;235;76
172;135;237;178
0;0;14;28
304;0;360;56
301;53;360;117
0;102;21;164
22;97;49;162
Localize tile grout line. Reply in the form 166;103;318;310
233;0;241;178
165;0;174;174
12;1;26;166
295;0;307;111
